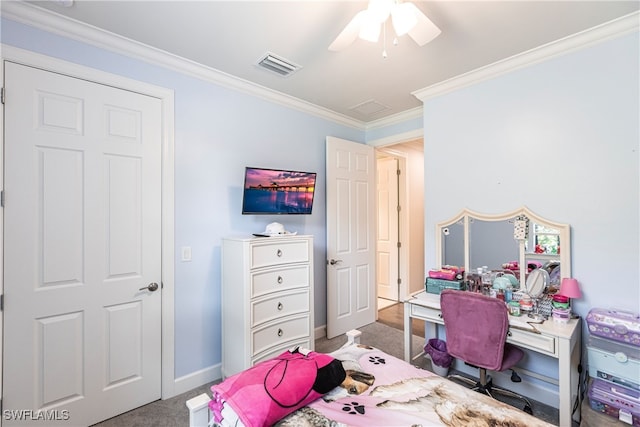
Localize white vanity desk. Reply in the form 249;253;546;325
404;291;581;427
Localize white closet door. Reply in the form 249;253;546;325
3;62;162;426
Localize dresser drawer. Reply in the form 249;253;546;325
252;315;310;356
251;265;310;297
251;338;312;366
508;328;557;356
252;290;310;327
251;240;310;269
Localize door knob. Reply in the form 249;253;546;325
139;282;159;292
328;259;342;265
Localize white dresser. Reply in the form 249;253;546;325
221;235;314;378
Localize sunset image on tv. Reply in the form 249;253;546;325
242;167;316;215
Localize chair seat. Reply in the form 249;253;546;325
500;343;524;371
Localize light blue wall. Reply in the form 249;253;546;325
424;33;640;384
1;18;371;378
424;31;639;316
423;31;639;383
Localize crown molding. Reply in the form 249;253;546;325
1;1;367;130
413;11;640;102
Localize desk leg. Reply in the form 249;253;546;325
404;301;411;363
404;301;437;364
558;328;582;427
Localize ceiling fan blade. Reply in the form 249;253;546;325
328;10;367;51
405;3;441;46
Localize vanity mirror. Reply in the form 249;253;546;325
435;207;571;290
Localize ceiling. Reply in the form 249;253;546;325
18;1;640;124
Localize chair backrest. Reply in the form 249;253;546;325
440;289;509;371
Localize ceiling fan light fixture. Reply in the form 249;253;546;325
359;11;382;42
329;0;441;52
406;2;442;46
367;0;394;23
391;3;418;36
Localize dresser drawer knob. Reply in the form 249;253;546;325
277;276;283;284
277;328;283;337
277;302;283;311
277;249;283;257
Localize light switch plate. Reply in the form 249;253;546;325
181;246;192;262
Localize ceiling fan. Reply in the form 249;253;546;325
329;0;441;52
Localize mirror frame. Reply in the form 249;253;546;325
435;206;571;289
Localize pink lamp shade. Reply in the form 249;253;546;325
559;278;582;299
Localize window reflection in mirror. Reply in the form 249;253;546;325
526;223;562;287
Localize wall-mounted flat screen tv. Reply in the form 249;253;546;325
242;167;317;215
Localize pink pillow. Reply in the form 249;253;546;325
210;348;345;427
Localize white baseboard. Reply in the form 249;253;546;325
171;364;221;398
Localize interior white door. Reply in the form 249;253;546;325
326;136;376;339
376;157;399;301
3;62;162;426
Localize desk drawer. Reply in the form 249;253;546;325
410;304;443;324
508;328;556;356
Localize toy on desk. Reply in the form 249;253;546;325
465;273;482;293
428;265;464;281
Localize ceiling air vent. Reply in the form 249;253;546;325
350;99;391;118
256;52;301;77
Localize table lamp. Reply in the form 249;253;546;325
559;277;581;315
559;278;581;299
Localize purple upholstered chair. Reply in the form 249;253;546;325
440;289;533;414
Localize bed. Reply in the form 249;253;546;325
186;330;554;427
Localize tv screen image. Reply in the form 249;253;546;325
242;167;317;215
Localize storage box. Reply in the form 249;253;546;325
425;277;465;294
588;379;640;426
588;335;640;391
587;308;640;347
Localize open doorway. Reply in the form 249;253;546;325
375;139;425;316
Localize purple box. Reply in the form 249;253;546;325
589;379;640;426
587;308;640;347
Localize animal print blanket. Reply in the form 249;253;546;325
210;341;555;427
276;342;555;427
